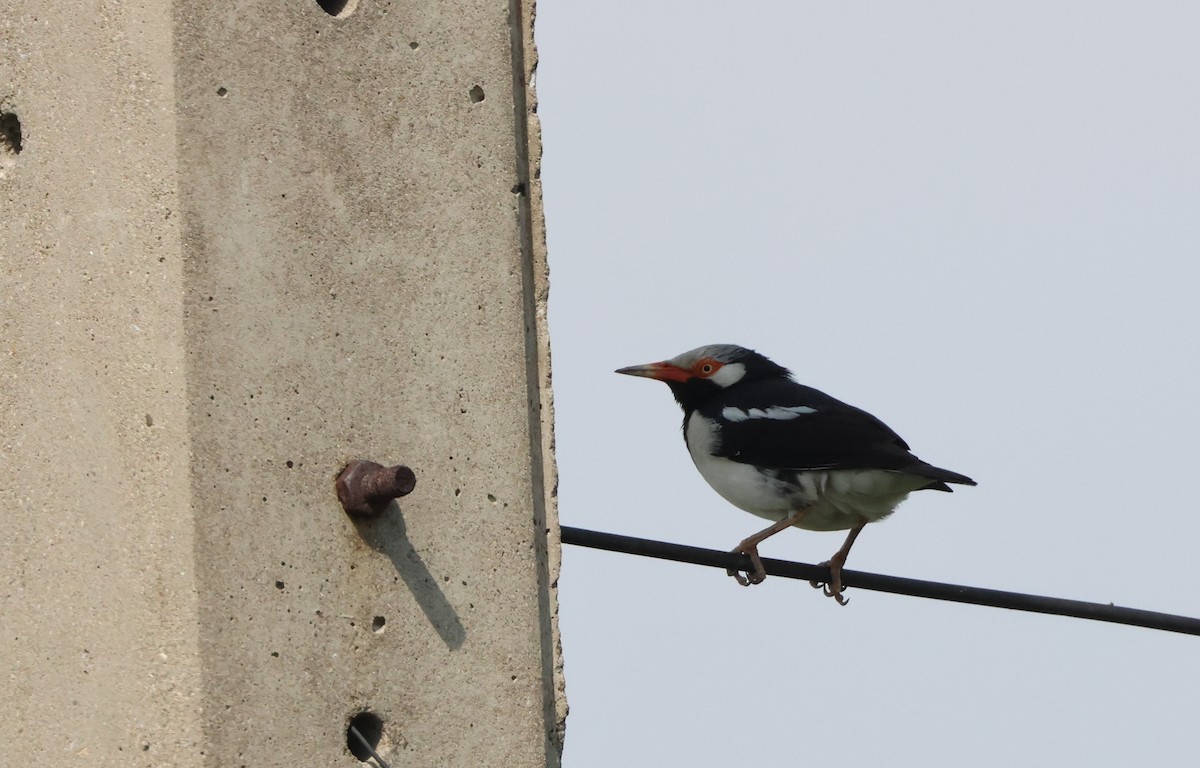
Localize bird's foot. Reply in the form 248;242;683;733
809;560;849;605
727;543;767;586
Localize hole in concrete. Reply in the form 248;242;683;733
409;41;419;50
216;87;228;97
346;711;384;761
317;0;358;17
1;112;23;155
0;111;21;179
469;85;485;103
371;615;385;633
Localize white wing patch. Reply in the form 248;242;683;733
721;404;817;422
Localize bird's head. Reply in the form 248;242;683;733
616;344;791;411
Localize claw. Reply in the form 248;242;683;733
810;561;849;605
727;544;767;586
806;523;863;606
726;512;808;588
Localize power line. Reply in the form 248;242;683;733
560;526;1200;637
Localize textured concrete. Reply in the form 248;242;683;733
0;1;203;763
1;0;562;765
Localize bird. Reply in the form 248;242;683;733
616;344;975;604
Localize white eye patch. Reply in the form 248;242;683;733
721;405;817;422
708;362;746;388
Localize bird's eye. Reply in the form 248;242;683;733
694;358;722;377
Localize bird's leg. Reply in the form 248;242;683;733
809;523;865;605
727;510;806;586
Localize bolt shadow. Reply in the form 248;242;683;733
351;506;466;650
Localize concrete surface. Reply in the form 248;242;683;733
1;0;562;764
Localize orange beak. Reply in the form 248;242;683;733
615;361;691;383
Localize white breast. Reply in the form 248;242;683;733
684;411;931;531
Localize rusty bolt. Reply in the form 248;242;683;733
336;460;416;516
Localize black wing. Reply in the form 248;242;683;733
700;378;975;486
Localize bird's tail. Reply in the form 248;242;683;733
911;462;977;492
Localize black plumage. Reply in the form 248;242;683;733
697;377;974;488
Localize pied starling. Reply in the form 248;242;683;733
617;344;976;604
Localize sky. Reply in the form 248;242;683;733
535;3;1200;767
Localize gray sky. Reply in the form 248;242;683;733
536;3;1200;766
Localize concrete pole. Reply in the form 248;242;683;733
0;0;564;765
